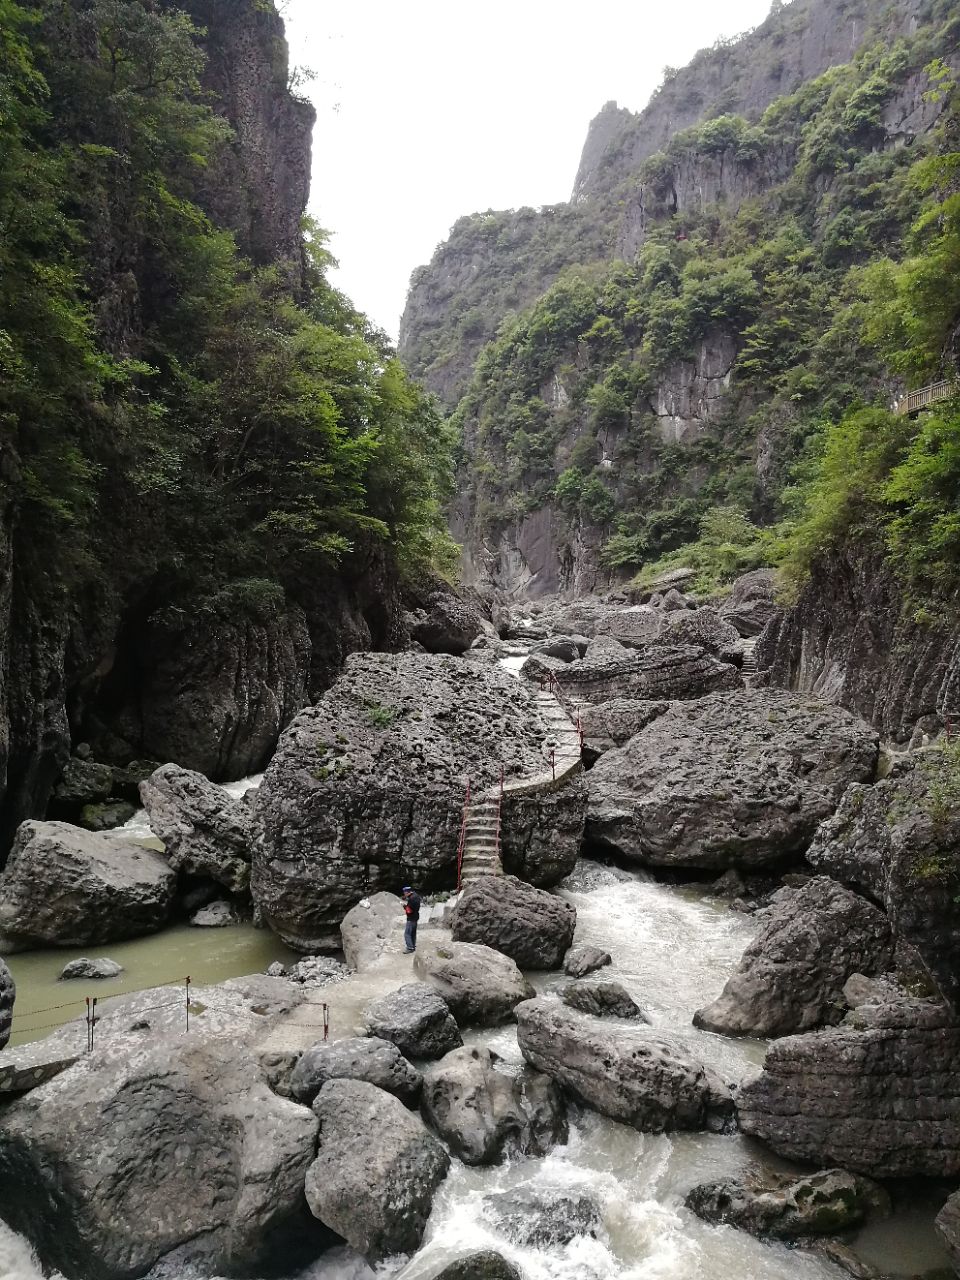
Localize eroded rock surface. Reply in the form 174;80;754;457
694;878;894;1036
578;698;669;762
306;1078;449;1261
686;1168;889;1239
140;765;253;895
483;1187;602;1249
0;959;13;1049
516;998;732;1132
288;1036;421;1107
719;569;780;637
452;876;576;970
563;980;646;1020
340;892;407;971
414;938;535;1026
563;944;612;978
526;642;741;707
587;690;878;869
59;958;123;981
430;1253;523;1280
404;578;489;655
0;821;176;951
936;1191;960;1272
363;984;463;1060
253;653;583;950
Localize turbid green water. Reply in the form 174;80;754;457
4;922;299;1046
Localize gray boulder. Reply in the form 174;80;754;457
285;956;351;986
452;876;576;970
306;1078;450;1261
737;1007;960;1176
563;981;646;1020
189;900;238;928
587;690;878;869
563;944;612;978
685;1168;890;1239
253;653;584;950
341;892;407;971
525;642;741;707
363;984;463;1060
421;1046;566;1165
0;821;176;951
578;698;669;762
516;998;732;1132
59;958;123;981
414;937;535;1026
936;1191;960;1272
430;1253;523;1280
534;636;582;662
289;1036;421;1107
662;607;742;658
808;752;960;1008
484;1187;602;1249
0;959;14;1049
694;878;894;1037
718;569;780;637
80;801;137;832
140;764;253;896
404;577;489;656
0;1037;318;1279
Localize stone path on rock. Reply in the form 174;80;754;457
740;636;760;685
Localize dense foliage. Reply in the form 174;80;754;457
448;0;960;597
0;0;456;629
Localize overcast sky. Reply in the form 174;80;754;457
282;0;777;340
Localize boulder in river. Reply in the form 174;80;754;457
0;1036;319;1279
420;1046;566;1165
452;875;576;970
289;1036;422;1107
516;998;732;1133
807;751;960;1009
562;980;647;1021
414;937;535;1026
0;821;176;951
737;1001;960;1176
253;653;583;950
0;959;13;1050
483;1187;602;1249
306;1077;450;1261
694;877;894;1037
430;1253;524;1280
685;1168;890;1239
189;900;238;927
587;690;879;869
59;957;123;981
363;983;463;1060
563;944;612;978
140;764;254;896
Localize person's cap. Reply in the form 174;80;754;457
402;885;412;893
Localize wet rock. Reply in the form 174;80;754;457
694;878;894;1037
306;1078;450;1262
719;569;780;637
709;869;748;898
452;875;576;970
484;1187;602;1249
0;959;13;1049
936;1191;960;1272
685;1168;890;1239
430;1253;523;1280
526;642;741;707
286;956;351;986
253;653;583;950
563;944;612;978
51;758;114;811
340;892;407;971
0;821;176;951
414;938;534;1026
420;1046;566;1165
80;801;137;832
404;577;489;656
808;752;960;1009
578;698;669;761
140;764;253;896
189;900;238;928
289;1036;422;1107
516;998;732;1132
562;980;646;1020
363;984;463;1060
737;1012;960;1176
59;958;123;981
587;690;878;869
0;1036;318;1279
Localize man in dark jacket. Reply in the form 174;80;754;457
402;886;421;953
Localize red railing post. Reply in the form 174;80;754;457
456;778;471;890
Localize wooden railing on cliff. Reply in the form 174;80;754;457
895;380;956;416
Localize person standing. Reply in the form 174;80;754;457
401;886;421;953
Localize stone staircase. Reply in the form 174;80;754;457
741;636;760;684
458;684;583;886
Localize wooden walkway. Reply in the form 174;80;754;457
895;380;956;416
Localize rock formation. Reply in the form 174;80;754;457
452;875;577;970
0;821;176;951
483;1187;603;1250
0;959;14;1049
413;938;535;1026
288;1037;422;1108
563;944;612;978
363;984;463;1060
562;980;646;1020
587;690;878;869
685;1168;890;1240
140;764;254;896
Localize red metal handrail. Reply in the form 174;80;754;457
540;671;584;753
456;778;471;890
494;766;504;862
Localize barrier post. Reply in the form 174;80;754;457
185;976;191;1032
550;749;556;781
323;1003;329;1042
85;997;92;1053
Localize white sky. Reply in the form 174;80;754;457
282;0;777;340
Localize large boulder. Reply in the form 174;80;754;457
483;1187;602;1249
662;607;743;658
808;752;960;1008
452;876;576;970
0;959;14;1049
525;642;741;707
516;998;732;1133
562;981;646;1021
737;1005;960;1176
306;1078;450;1261
577;698;669;763
718;569;780;637
694;878;894;1037
685;1168;890;1239
340;892;407;971
563;944;612;978
414;937;534;1026
587;690;878;869
0;1036;319;1279
0;821;176;951
431;1254;523;1280
288;1036;421;1107
59;958;123;981
404;577;489;656
139;765;254;896
420;1046;566;1165
363;984;463;1060
253;653;584;950
936;1191;960;1272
